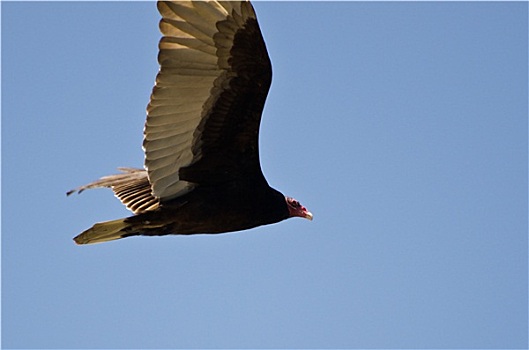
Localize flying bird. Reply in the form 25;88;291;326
68;0;312;245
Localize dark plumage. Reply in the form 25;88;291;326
68;0;312;245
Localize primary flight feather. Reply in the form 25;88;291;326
68;0;312;245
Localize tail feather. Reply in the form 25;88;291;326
74;218;130;245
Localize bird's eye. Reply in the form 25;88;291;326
291;200;300;208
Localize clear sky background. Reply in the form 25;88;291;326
2;1;527;348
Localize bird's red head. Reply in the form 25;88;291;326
286;197;313;221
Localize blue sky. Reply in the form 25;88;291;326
2;1;527;348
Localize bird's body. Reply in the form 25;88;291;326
69;0;312;244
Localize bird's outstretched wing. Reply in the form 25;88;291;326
66;168;159;214
144;0;272;202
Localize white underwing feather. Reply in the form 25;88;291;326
144;1;256;201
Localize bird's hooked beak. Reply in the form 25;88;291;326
286;197;313;221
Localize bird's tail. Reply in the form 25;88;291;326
74;218;131;245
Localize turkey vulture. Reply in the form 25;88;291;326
68;0;312;245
